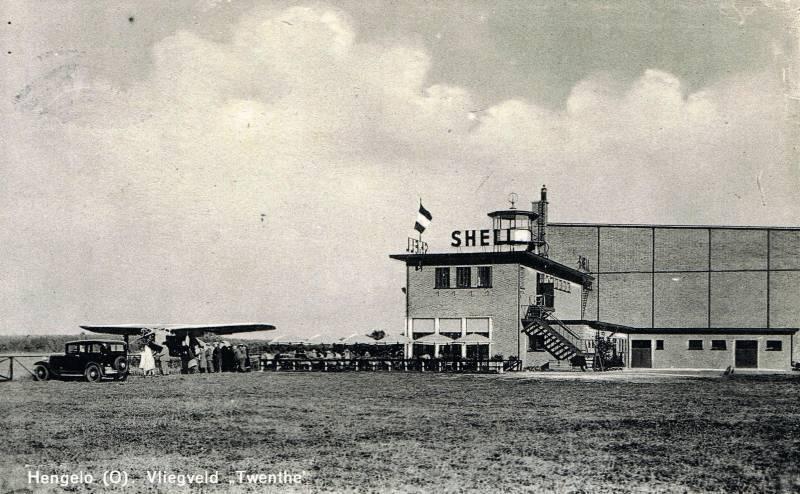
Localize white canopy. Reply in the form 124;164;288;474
268;334;307;345
304;334;343;345
415;333;456;345
340;333;378;345
453;333;491;344
375;334;414;345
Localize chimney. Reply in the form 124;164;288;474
536;185;548;256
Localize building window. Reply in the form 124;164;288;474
466;317;490;335
655;340;664;350
411;318;435;337
711;340;727;351
688;340;703;350
435;268;450;289
456;267;471;288
477;266;492;288
766;341;783;352
439;318;462;338
528;334;546;352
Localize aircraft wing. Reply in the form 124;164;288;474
162;323;276;335
80;323;276;337
79;324;149;336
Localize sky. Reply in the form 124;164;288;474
1;0;798;337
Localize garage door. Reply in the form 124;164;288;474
631;340;652;368
735;340;758;368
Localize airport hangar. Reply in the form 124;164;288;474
391;187;798;371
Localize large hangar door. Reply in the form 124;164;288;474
735;340;758;368
631;340;652;368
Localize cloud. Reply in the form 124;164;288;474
2;4;797;334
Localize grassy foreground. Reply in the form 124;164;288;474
1;371;799;493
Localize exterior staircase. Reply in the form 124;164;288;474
522;305;586;364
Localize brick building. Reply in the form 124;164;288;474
391;188;798;371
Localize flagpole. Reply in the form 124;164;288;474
418;197;423;243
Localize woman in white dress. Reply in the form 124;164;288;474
139;344;156;376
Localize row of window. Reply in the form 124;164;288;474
529;337;786;353
66;342;125;354
539;274;571;293
411;317;491;333
435;267;492;289
654;340;783;351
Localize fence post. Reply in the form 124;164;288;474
9;357;13;381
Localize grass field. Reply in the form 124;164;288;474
1;371;799;493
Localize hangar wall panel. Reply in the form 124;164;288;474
770;230;800;269
710;271;767;327
654;228;709;271
598;273;652;327
769;271;800;328
545;224;799;331
710;229;767;271
599;227;653;272
547;226;598;273
653;272;708;327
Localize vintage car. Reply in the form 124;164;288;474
33;339;129;382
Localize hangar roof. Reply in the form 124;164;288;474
389;250;593;286
550;222;800;231
619;328;798;335
563;320;798;335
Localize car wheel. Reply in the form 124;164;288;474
84;364;102;382
34;365;50;381
113;356;128;373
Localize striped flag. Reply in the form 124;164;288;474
414;202;432;233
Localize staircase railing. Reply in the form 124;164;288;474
544;313;584;352
521;304;585;359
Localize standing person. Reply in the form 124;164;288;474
221;343;232;372
179;344;191;374
139;344;156;377
236;345;247;372
232;345;243;372
153;343;164;376
197;344;207;373
187;344;198;374
205;345;215;373
213;343;223;373
159;344;170;375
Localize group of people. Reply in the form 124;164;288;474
138;339;251;376
180;341;251;374
260;347;403;363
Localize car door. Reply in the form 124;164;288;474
60;343;83;373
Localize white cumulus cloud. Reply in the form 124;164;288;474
2;4;797;334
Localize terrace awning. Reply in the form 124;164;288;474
415;333;456;345
341;334;378;345
453;334;491;345
375;334;413;345
268;334;308;345
305;334;343;345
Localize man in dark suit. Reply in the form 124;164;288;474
213;343;222;373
